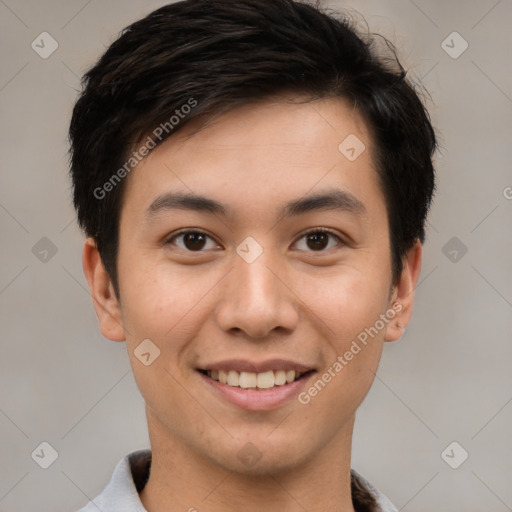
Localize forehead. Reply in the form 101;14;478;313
121;96;384;226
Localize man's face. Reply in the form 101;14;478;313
110;96;399;473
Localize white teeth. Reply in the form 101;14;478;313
227;370;239;386
274;370;287;385
206;369;306;389
256;370;275;389
239;371;257;389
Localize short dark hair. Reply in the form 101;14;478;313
69;0;436;299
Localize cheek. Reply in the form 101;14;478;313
299;262;391;400
118;274;198;421
119;257;201;342
298;294;387;428
299;261;391;336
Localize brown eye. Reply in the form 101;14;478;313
167;231;218;252
305;232;329;250
295;229;342;252
182;232;207;251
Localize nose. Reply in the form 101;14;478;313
214;247;299;339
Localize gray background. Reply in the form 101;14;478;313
1;1;511;511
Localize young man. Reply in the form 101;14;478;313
69;1;436;510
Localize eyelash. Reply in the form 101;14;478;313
165;227;343;253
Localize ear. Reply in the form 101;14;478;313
82;237;126;342
384;240;423;342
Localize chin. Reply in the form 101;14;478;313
203;438;312;477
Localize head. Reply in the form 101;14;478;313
70;0;436;475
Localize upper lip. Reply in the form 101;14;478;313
198;358;314;374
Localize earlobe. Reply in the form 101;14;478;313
82;237;126;342
384;240;423;342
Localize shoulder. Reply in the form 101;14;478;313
351;469;398;512
76;449;151;512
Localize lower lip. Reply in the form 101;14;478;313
198;371;315;411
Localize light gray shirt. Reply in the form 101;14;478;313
77;449;397;512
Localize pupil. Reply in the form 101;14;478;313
307;232;328;250
185;233;206;250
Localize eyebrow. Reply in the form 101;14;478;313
144;189;367;221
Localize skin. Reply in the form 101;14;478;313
83;95;422;512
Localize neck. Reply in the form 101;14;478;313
139;408;356;512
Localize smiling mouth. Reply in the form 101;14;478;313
198;369;314;390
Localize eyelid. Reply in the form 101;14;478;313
298;226;341;238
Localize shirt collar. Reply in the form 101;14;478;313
80;449;397;512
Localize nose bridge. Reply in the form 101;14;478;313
215;241;298;338
236;255;279;308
